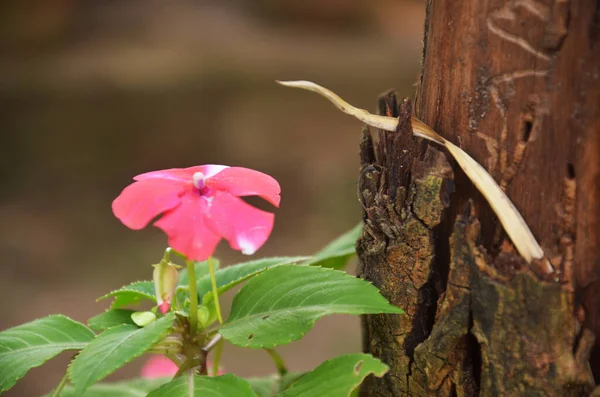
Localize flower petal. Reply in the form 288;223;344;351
112;179;184;230
135;165;229;182
201;164;230;178
208;167;281;207
140;356;179;378
154;193;221;261
205;191;275;255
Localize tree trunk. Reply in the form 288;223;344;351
358;1;600;395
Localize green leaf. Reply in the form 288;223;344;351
304;223;363;269
44;377;170;397
0;315;95;393
247;372;304;397
97;281;156;309
69;312;175;394
277;354;388;397
87;309;136;332
199;257;308;304
219;266;402;348
247;377;276;397
147;374;257;397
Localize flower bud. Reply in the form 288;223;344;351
200;302;219;328
153;261;179;314
196;305;219;328
131;311;157;327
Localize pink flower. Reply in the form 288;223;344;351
112;165;280;261
140;356;225;378
140;356;179;378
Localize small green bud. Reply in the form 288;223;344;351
197;305;213;327
131;311;157;327
153;260;180;314
200;302;219;328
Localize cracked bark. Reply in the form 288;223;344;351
357;1;599;395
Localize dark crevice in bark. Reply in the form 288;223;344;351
521;119;533;143
574;317;587;357
403;277;438;361
590;0;600;47
588;303;600;383
567;163;576;180
591;348;600;383
359;125;376;166
449;384;457;397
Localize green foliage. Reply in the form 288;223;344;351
247;372;304;397
87;309;136;332
219;265;402;348
5;224;400;397
304;223;363;269
178;260;211;287
246;353;387;397
146;374;257;397
199;257;308;305
278;354;388;397
0;315;95;393
69;312;175;394
97;281;156;309
45;378;170;397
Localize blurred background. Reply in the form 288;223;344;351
0;1;425;395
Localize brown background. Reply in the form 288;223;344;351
0;1;425;396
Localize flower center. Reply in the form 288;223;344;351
192;172;206;191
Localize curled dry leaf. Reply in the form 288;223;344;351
277;80;549;271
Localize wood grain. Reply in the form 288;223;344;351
415;0;600;379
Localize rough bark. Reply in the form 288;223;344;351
358;1;599;394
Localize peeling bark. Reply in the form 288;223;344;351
358;0;599;395
358;96;595;396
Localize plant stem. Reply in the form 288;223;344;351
211;338;224;376
265;348;288;376
174;358;200;378
199;355;208;376
187;370;194;395
208;256;223;324
186;260;199;335
165;247;188;261
166;353;184;366
203;333;222;352
50;371;69;397
148;345;181;354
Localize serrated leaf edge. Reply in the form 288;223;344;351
68;313;175;394
96;280;156;303
0;315;94;393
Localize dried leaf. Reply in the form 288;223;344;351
277;80;547;269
